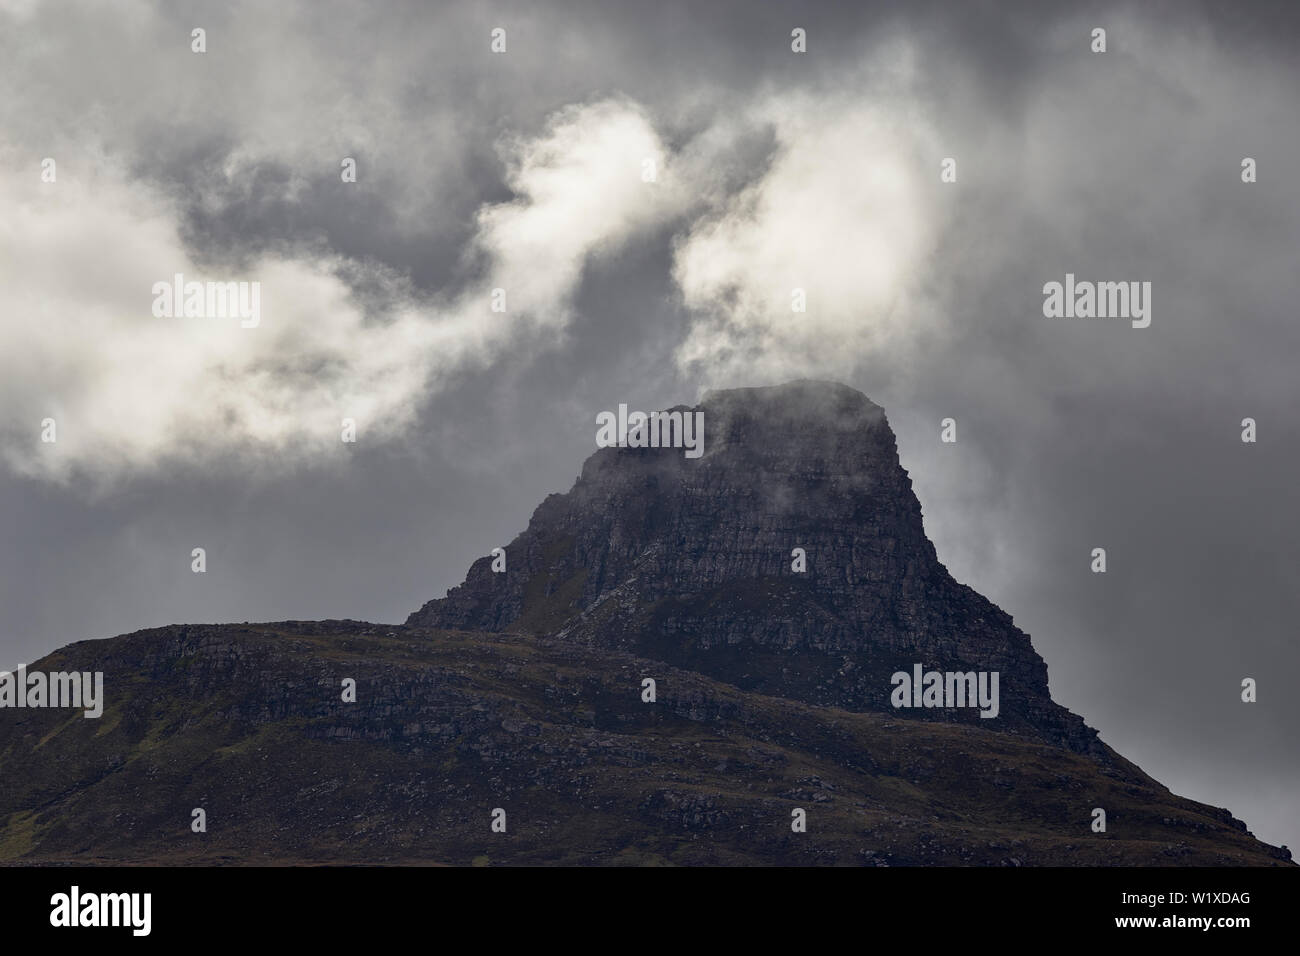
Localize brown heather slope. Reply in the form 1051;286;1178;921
0;621;1289;866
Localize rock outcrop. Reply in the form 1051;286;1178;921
409;381;1098;754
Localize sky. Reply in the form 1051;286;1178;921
1;0;1297;853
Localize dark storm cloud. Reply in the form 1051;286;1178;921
1;0;1296;852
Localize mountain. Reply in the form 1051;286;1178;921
0;381;1290;866
410;381;1100;754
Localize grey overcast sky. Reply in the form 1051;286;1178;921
1;0;1297;853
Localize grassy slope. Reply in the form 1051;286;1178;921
0;623;1288;866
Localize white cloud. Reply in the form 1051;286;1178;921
671;84;946;384
473;97;684;330
0;99;676;483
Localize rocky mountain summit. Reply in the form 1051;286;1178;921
0;381;1290;865
410;381;1097;754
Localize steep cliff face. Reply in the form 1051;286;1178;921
408;381;1098;754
